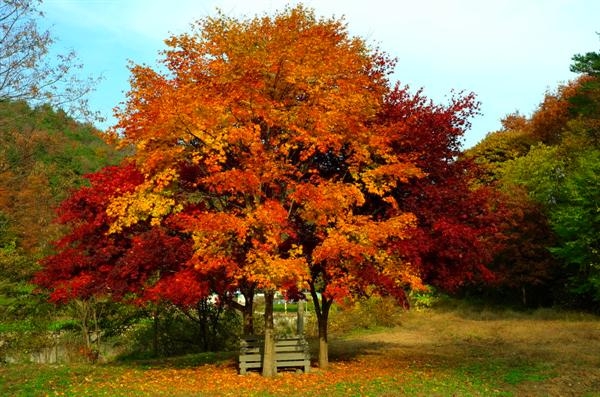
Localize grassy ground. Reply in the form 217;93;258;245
1;306;599;396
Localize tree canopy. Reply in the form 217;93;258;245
109;6;429;373
465;44;600;307
33;5;509;374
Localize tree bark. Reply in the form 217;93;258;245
318;316;329;369
317;299;331;369
242;292;254;335
296;299;304;336
262;291;276;377
310;283;332;369
74;299;91;349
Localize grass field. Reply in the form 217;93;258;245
1;305;599;396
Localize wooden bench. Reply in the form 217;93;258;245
239;336;310;374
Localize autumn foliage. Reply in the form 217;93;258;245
35;6;509;373
378;86;505;291
105;7;433;371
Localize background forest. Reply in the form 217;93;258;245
1;1;599;371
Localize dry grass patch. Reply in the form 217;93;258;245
331;307;600;396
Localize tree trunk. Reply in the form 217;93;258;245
89;300;101;363
317;300;331;369
197;300;209;351
75;299;91;349
91;300;101;355
243;292;254;335
296;299;304;336
152;307;159;357
310;283;332;369
262;291;276;377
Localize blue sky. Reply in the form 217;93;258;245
41;0;600;148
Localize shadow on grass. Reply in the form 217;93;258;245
113;350;238;369
430;298;600;322
326;338;397;362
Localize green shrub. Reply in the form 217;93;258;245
409;286;441;310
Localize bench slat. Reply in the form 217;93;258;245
239;336;311;374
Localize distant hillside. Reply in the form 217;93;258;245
0;100;123;254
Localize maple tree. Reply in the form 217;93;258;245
33;164;186;298
107;6;427;374
34;161;256;353
487;189;560;306
378;85;506;293
36;6;507;372
34;163;146;302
